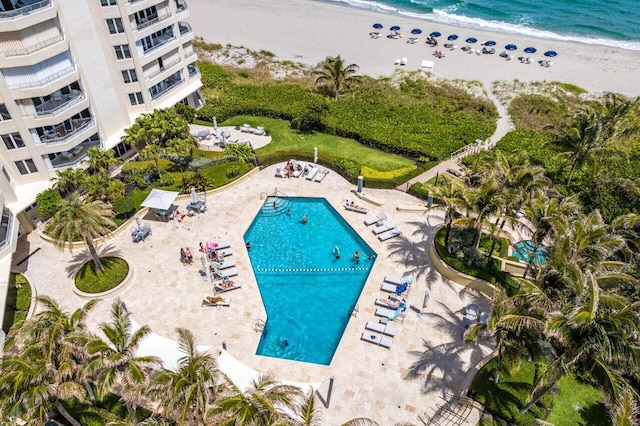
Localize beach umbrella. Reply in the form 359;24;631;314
466;37;478;43
190;187;199;204
447;34;458;40
390;25;401;31
484;40;496;46
373;23;383;29
135;215;143;230
430;31;441;37
505;44;517;51
524;47;537;53
544;50;557;57
411;28;422;35
213;116;217;130
313;147;318;163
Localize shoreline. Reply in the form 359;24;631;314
188;0;640;97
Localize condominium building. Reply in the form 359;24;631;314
0;0;203;342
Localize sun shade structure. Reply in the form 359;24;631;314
544;50;558;57
505;44;518;50
373;23;383;29
484;40;496;46
141;189;180;210
447;34;458;40
524;46;537;53
411;28;422;34
390;25;401;31
430;31;441;37
466;37;478;43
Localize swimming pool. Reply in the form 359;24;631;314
244;197;375;365
513;240;548;265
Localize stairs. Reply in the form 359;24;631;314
261;196;292;216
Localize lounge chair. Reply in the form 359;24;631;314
372;222;395;235
315;169;328;182
365;321;397;337
217;259;236;269
375;298;406;310
275;167;287;178
384;274;413;285
364;211;387;226
214;279;242;293
212;265;238;279
216;248;233;257
378;229;402;241
375;307;405;321
132;225;151;243
202;293;230;307
215;241;231;250
400;57;407;65
394;58;401;65
345;204;369;214
361;331;393;348
381;282;410;295
305;167;318;180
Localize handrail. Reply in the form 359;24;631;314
0;210;14;253
135;12;170;31
3;34;63;57
35;92;84;117
254;318;265;332
0;0;51;20
40;118;95;145
145;57;181;80
150;77;183;100
14;66;75;89
143;34;176;56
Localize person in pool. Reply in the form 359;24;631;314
353;251;360;264
302;215;308;224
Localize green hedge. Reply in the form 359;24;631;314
2;273;32;335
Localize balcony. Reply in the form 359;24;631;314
35;90;84;117
184;49;196;60
187;64;199;78
149;72;183;100
135;11;170;31
38;117;95;145
145;57;181;80
0;0;51;21
47;136;100;169
178;22;191;36
176;0;187;13
3;34;63;57
13;65;75;89
0;208;16;254
141;31;176;57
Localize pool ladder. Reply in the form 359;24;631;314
351;304;359;318
254;318;265;333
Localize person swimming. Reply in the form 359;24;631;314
284;338;289;347
302;215;308;224
353;251;360;264
333;246;341;259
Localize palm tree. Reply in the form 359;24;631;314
84;146;122;176
290;391;379;426
45;193;116;273
149;328;218;425
225;143;255;164
72;299;161;425
139;144;162;179
52;168;88;194
424;175;466;248
313;56;362;100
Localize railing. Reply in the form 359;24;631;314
15;66;75;89
184;50;196;59
254;318;265;332
135;12;170;31
176;0;187;12
40;118;95;145
178;22;191;36
3;34;63;57
0;210;14;253
187;65;199;78
150;78;183;100
143;34;176;56
0;0;51;20
35;92;84;117
145;57;181;79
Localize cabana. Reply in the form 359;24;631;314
141;189;180;221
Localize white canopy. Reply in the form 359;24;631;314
141;189;180;211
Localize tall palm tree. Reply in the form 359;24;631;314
149;328;218;425
72;299;161;425
84;146;122;176
51;168;88;194
313;56;362;100
45;193;116;273
425;175;466;248
139;144;162;179
290;391;379;426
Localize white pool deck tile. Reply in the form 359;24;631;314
13;164;493;425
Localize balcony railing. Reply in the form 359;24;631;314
176;0;187;12
145;57;181;79
135;12;170;31
0;0;51;20
35;92;84;117
150;77;183;100
143;33;176;56
49;139;100;168
3;34;63;57
184;50;196;60
179;22;191;36
40;117;95;145
187;64;199;78
0;209;15;253
15;65;75;89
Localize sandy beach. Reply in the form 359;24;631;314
188;0;640;97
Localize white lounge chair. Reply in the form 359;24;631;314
384;274;413;285
305;167;318;180
378;229;403;241
364;211;387;226
345;204;369;214
373;222;395;235
365;321;397;337
375;298;405;310
217;259;236;269
361;331;393;348
214;279;242;293
216;248;233;257
381;281;410;295
315;169;328;182
394;58;401;65
213;265;238;279
400;57;407;65
203;294;230;307
375;307;404;321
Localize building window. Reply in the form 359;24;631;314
15;159;38;175
0;104;10;121
2;133;25;150
114;44;131;60
107;18;125;34
100;0;116;5
122;69;138;83
128;92;144;106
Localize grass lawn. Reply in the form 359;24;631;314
2;273;32;336
75;257;129;294
225;116;414;172
546;375;611;426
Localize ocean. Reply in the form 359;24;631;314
320;0;640;50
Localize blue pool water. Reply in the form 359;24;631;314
244;197;375;365
513;240;548;265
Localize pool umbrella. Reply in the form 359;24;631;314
484;40;496;46
505;44;517;51
524;46;537;53
212;116;217;131
190;187;199;205
411;28;422;35
390;25;401;31
134;215;143;230
447;34;458;40
430;31;441;37
373;23;383;29
544;50;557;57
466;37;477;43
313;147;318;163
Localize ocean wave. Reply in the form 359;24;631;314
319;0;640;51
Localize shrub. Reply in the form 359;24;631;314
112;197;136;217
158;174;175;187
361;165;417;179
174;103;196;123
225;166;240;178
36;188;63;220
335;158;359;179
189;155;235;171
123;172;148;190
106;180;126;203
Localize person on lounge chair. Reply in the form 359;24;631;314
219;277;236;289
180;248;188;265
378;298;406;309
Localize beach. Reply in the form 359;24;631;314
188;0;640;97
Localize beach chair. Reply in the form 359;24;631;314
345;204;369;214
372;222;395;235
214;279;242;293
375;307;405;322
202;293;230;307
378;229;402;241
400;57;407;66
212;265;238;279
361;331;393;348
364;211;387;226
365;320;397;337
315;169;328;182
217;258;236;269
375;298;405;310
381;282;410;295
305;167;318;180
217;248;233;257
384;274;413;285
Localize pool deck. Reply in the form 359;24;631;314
13;164;494;425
